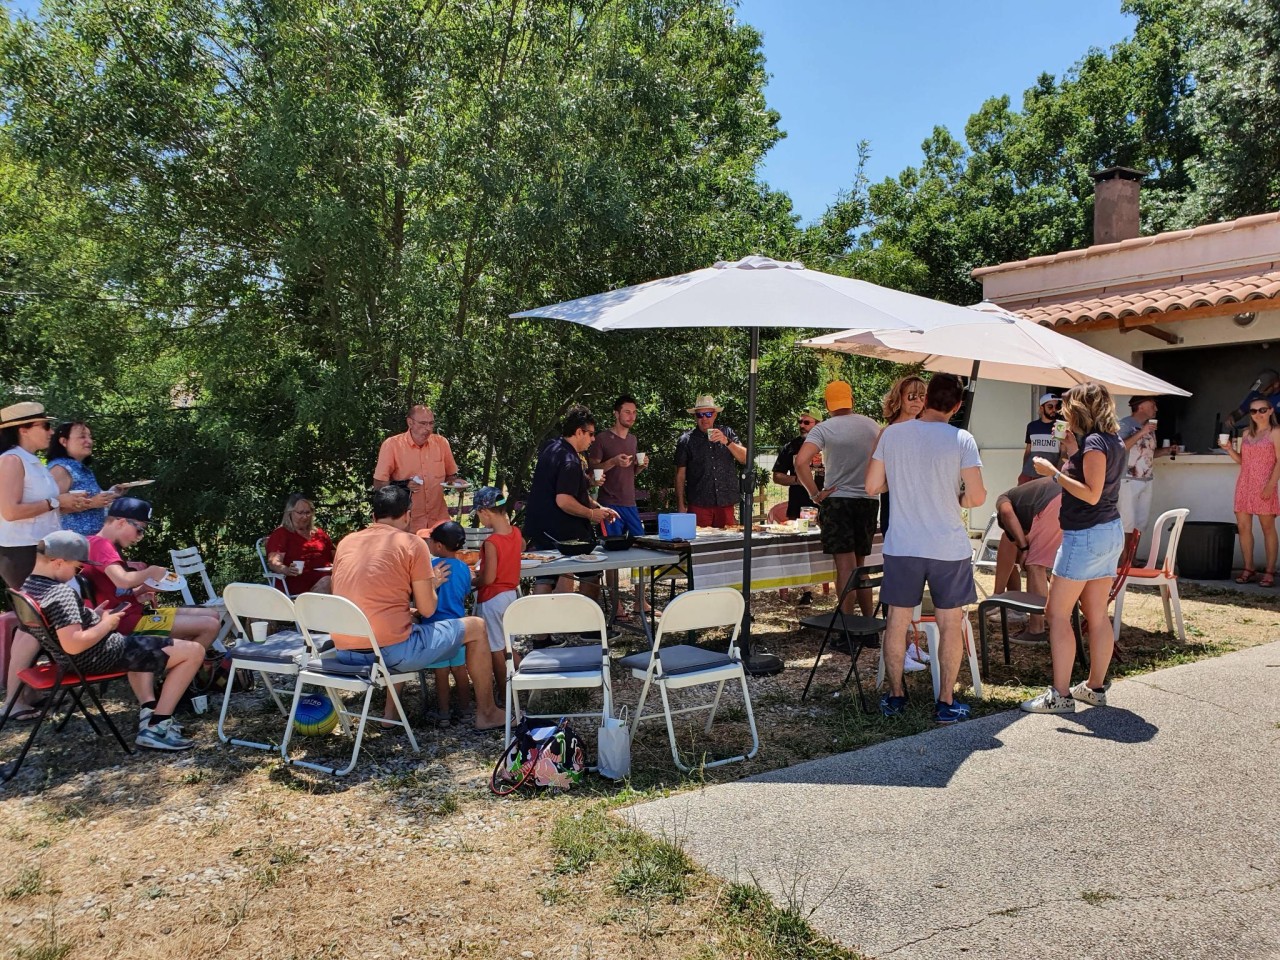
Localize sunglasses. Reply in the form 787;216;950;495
695;411;716;419
904;393;924;401
798;418;816;426
124;519;148;533
1251;407;1271;414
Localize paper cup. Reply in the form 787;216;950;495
1051;420;1068;441
635;452;648;466
1218;433;1230;447
593;469;605;483
190;694;208;715
250;621;268;643
291;560;305;575
1161;439;1170;448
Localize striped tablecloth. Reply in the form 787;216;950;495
635;532;839;592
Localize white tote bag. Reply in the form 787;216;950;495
597;707;631;781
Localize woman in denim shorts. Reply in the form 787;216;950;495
1021;382;1126;715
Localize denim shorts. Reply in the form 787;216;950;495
1053;518;1124;582
336;618;467;673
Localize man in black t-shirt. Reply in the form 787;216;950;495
772;410;823;520
522;406;618;598
19;531;205;751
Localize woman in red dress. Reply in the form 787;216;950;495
1221;402;1280;586
265;493;335;594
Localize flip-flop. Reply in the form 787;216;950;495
614;611;635;623
8;707;43;723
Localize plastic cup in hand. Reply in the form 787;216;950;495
1161;439;1170;448
70;489;86;496
250;621;268;643
190;694;209;715
635;452;648;466
291;560;305;575
593;469;605;483
1051;420;1068;441
1219;433;1230;447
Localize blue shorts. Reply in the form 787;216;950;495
335;618;467;673
604;505;644;537
1054;519;1124;581
880;555;977;610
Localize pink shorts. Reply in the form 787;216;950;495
1026;496;1063;569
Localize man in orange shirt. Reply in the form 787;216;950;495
330;485;504;731
373;405;462;534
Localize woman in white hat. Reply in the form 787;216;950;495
0;402;89;589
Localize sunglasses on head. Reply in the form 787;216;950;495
695;411;716;419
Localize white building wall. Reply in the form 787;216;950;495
966;380;1042;532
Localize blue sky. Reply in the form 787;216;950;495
736;0;1137;223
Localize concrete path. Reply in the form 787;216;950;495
628;642;1280;960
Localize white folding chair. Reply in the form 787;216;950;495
501;594;614;751
971;513;1002;598
218;583;345;752
618;588;759;772
1113;508;1189;644
169;545;233;645
255;538;291;596
282;593;419;776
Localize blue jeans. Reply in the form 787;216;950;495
335;618;467;672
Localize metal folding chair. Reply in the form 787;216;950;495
0;590;132;781
254;538;292;596
799;564;885;707
169;545;234;645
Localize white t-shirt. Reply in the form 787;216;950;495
873;420;983;561
804;413;880;499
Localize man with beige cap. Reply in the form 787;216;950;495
675;394;747;528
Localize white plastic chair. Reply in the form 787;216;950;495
254;537;291;596
875;604;984;701
501;594;614;752
169;545;233;645
971;513;1002;598
618;588;758;772
218;583;345;752
282;593;419;776
1113;508;1189;644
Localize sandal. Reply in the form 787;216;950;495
1262;573;1275;588
1236;569;1257;584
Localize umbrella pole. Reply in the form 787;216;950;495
959;360;981;431
742;327;784;677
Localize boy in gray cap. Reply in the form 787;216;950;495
16;530;205;750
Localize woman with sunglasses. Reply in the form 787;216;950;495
1220;401;1280;586
0;403;90;590
876;376;927;535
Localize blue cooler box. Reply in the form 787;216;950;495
658;513;697;541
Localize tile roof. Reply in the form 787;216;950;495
972;211;1280;277
1015;270;1280;327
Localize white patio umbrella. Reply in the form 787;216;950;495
512;255;1008;674
801;301;1191;397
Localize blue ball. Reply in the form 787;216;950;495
292;694;338;736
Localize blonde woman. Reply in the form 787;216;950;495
1220;401;1280;586
265;493;335;594
1021;382;1126;715
877;376;926;535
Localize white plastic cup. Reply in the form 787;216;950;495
635;452;648;466
250;621;268;644
190;694;208;715
1161;439;1170;448
291;560;305;575
1218;433;1230;447
1051;420;1068;441
69;489;86;496
593;469;605;483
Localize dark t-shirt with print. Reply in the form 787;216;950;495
1021;419;1061;479
1058;431;1125;531
21;574;131;675
522;437;593;549
772;436;822;519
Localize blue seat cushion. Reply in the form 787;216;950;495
518;645;603;675
304;657;373;679
229;636;305;665
620;645;735;677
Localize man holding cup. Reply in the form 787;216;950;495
1118;396;1175;543
589;395;650;619
675;394;747;528
372;404;462;535
1018;393;1065;485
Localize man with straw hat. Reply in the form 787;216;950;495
675;394;747;528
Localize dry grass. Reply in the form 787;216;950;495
0;575;1274;959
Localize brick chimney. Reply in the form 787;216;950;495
1091;166;1145;245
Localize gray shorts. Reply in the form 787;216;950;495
880;554;976;610
474;589;519;653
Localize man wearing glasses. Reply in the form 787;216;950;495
1018;393;1064;486
675;394;748;528
772;409;824;521
373;404;462;535
1118;395;1175;541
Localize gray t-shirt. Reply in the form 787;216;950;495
804;413;880;499
873;420;983;561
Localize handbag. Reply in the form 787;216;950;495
596;707;631;781
490;717;586;795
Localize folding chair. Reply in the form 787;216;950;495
971;512;1002;598
218;583;344;752
619;588;758;772
169;545;234;645
0;590;133;782
501;593;614;751
281;593;419;776
1112;509;1189;644
799;564;885;707
255;538;291;596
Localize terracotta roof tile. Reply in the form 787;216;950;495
1013;270;1280;326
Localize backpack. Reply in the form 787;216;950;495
490;717;586;795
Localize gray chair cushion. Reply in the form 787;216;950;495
304;657;373;679
798;611;885;636
620;645;734;677
518;645;603;675
229;636;305;666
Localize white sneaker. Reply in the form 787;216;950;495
1070;681;1108;707
138;708;184;735
1020;686;1076;714
906;642;930;664
904;653;928;673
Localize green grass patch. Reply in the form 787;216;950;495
4;866;45;900
707;881;864;960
